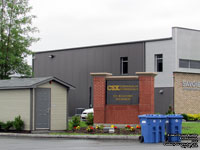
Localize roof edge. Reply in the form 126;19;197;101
34;37;172;54
31;77;75;89
172;27;200;32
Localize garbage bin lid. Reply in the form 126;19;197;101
167;114;183;119
138;114;167;119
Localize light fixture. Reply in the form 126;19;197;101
48;55;55;58
159;89;164;94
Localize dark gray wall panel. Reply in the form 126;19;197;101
154;87;174;114
34;43;145;116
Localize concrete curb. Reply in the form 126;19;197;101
0;133;139;140
0;133;199;141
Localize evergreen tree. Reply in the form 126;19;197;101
0;0;39;79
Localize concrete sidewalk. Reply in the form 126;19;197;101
0;133;139;140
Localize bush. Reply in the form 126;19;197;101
166;106;175;115
182;113;200;121
3;121;13;131
86;113;93;126
182;114;189;121
71;116;80;127
0;122;5;130
13;116;24;131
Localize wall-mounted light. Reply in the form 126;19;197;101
159;89;164;94
48;55;55;58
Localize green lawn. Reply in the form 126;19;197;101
182;122;200;135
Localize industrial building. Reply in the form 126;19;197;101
33;27;200;116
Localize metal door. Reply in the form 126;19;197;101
35;88;51;129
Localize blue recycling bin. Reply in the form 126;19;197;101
138;114;167;143
166;114;183;142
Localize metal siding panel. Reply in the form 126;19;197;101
154;87;174;114
33;42;145;116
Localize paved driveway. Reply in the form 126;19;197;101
0;136;194;150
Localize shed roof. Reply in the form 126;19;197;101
0;77;75;90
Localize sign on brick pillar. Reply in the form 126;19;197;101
90;73;112;124
136;72;157;115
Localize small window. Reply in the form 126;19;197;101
155;54;163;72
179;59;200;69
179;59;189;68
120;57;128;75
190;60;200;69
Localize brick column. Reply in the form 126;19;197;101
136;72;157;115
90;73;112;124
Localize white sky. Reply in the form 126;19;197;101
27;0;200;65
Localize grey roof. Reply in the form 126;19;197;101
0;77;75;90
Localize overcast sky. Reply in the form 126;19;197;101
27;0;200;64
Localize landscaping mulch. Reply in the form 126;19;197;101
66;127;141;135
0;130;31;133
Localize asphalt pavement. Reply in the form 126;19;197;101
0;136;195;150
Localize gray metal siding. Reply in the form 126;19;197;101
33;43;145;116
154;87;174;114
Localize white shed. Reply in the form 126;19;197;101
0;77;75;131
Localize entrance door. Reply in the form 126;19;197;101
35;88;51;129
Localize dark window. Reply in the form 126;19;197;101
120;57;128;75
155;54;163;72
179;59;189;68
190;60;200;69
179;59;200;69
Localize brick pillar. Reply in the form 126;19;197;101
136;72;157;115
90;73;112;124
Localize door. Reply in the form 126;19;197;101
35;88;51;129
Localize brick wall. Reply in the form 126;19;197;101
174;72;200;114
105;105;139;124
91;72;156;124
138;75;155;115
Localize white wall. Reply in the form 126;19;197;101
0;89;31;130
145;39;175;87
38;81;67;130
173;27;200;73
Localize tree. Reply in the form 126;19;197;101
0;0;39;79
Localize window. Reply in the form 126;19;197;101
179;59;189;68
120;57;128;75
179;59;200;69
155;54;163;72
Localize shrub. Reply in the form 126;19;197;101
86;113;93;126
71;116;80;127
96;125;104;130
182;114;200;121
0;122;5;130
182;114;188;121
13;116;24;131
166;106;175;115
3;121;13;131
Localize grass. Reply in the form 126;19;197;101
182;122;200;135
